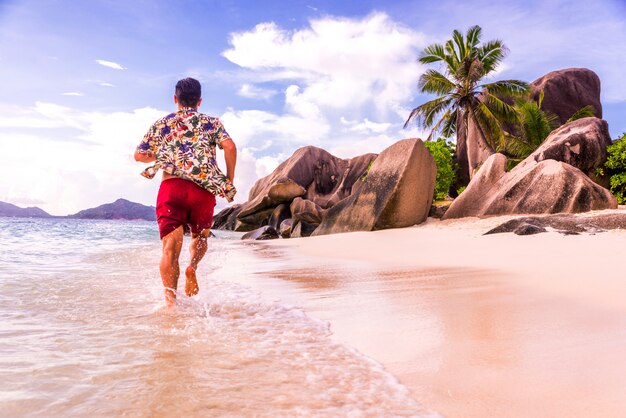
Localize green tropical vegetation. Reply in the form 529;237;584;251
501;94;597;168
404;25;528;183
499;91;559;168
566;105;596;123
424;138;456;200
600;133;626;204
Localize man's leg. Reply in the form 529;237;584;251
160;225;184;306
185;229;210;297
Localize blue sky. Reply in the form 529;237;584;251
1;0;625;215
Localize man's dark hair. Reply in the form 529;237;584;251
175;78;202;107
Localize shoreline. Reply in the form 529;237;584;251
255;209;626;417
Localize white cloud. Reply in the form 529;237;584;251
0;103;164;215
95;59;126;70
237;83;277;100
341;117;392;134
99;82;115;87
223;13;425;114
218;13;429;198
62;92;83;96
220;105;329;150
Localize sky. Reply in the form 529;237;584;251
1;0;625;215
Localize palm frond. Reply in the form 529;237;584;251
471;100;505;150
567;105;596;123
502;98;560;160
465;25;482;50
518;100;552;147
444;39;460;70
467;58;485;85
452;29;467;61
455;56;482;87
423;97;454;127
404;96;454;129
482;79;529;96
477;40;507;73
418;69;456;95
424;109;452;141
419;43;447;64
504;134;536;158
441;108;458;137
483;93;519;124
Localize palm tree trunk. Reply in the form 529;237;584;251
466;113;496;179
453;110;470;192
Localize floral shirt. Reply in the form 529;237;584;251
136;108;236;202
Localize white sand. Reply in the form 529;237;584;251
261;209;626;417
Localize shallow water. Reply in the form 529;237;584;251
0;218;429;417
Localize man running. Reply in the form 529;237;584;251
134;77;237;306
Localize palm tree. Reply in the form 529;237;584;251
405;25;528;186
503;93;597;167
502;92;559;167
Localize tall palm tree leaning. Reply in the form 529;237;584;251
404;25;529;188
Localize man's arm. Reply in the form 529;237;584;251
221;139;237;182
134;150;156;163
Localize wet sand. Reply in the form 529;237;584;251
255;211;626;417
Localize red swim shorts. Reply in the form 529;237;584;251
156;178;216;239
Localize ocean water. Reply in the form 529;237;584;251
0;218;428;417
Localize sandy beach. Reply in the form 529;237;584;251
248;209;626;417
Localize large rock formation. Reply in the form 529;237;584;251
230;146;376;229
214;146;377;232
460;68;603;184
517;117;612;181
241;225;280;240
530;68;602;124
312;138;436;235
211;204;242;230
443;153;617;219
290;197;325;225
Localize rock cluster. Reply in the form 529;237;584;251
313;139;436;235
213;139;436;239
463;67;605;181
443;117;617;219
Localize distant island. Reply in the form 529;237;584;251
0;198;156;221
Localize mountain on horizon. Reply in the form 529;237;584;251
0;199;155;221
69;198;156;221
0;201;52;218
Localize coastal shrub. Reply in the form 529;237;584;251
424;138;456;200
603;133;626;204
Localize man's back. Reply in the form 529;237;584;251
137;107;236;201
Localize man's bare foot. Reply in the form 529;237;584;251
185;266;199;296
164;287;177;307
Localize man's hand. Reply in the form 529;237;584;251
134;150;156;163
221;139;237;183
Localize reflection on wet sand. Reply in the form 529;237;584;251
255;262;626;418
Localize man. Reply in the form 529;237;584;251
134;77;237;306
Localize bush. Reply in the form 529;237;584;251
603;133;626;204
424;138;456;200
